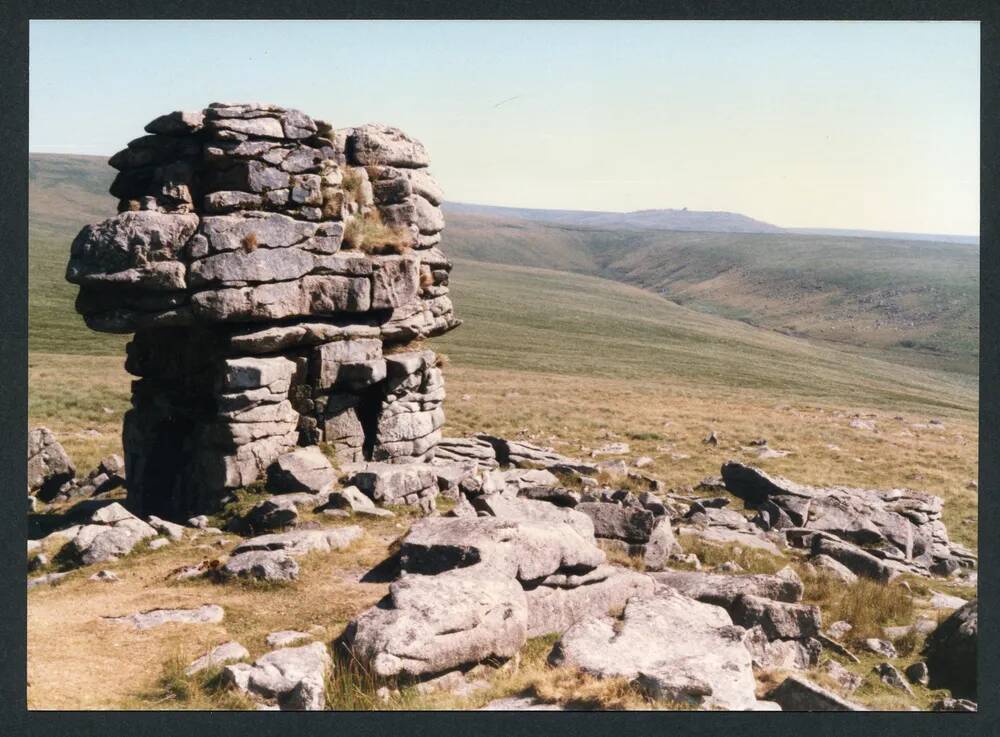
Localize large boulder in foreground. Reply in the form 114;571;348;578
923;598;977;699
27;428;76;500
342;566;528;678
549;589;759;710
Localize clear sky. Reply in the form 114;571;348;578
30;20;979;235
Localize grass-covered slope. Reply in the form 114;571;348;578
444;208;980;375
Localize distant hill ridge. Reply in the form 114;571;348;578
444;202;786;234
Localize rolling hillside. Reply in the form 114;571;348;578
28;153;977;412
443;207;980;376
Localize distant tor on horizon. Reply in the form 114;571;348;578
444;201;786;234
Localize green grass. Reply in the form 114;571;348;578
445;208;980;375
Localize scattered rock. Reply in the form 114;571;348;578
266;630;312;647
27;572;70;589
862;638;897;658
822;660;862;694
27;427;76;500
106;604;224;630
904;661;929;686
148;538;171;551
480;696;564;711
218;550;299;582
89;570;120;583
186;641;250;675
873;662;913;695
930;697;977;712
224;642;331;710
766;675;866;711
827;620;853;640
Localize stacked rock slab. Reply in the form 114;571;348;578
65;103;459;519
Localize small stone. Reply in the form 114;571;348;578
904;661;929;686
873;662;914;695
862;638;897;658
148;538;171;550
89;570;120;583
186;641;250;675
266;630;312;647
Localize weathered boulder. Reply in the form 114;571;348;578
186;641;250;675
218;550;299;582
343;462;439;511
27;428;76;499
730;595;821;641
342;566;528;677
231;527;361;557
399;516;605;582
923;598;977;699
266;446;336;493
549;590;759;710
224;641;331;710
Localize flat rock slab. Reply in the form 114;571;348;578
650;569;803;608
266;630;313;647
399;516;605;582
480;696;564;711
471;494;595;540
550;588;758;711
766;675;866;711
106;604;225;630
224;641;331;710
232;527;362;557
344;566;528;678
186;641;250;675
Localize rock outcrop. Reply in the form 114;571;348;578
721;462;975;577
65;103;459;519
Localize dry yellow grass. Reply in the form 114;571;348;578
27;353;978;710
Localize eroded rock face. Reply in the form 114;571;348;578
65;104;460;519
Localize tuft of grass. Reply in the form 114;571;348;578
797;568;915;642
341;166;363;201
125;655;257;710
241;232;258;252
341;212;411;255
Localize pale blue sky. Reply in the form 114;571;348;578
30;20;979;235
